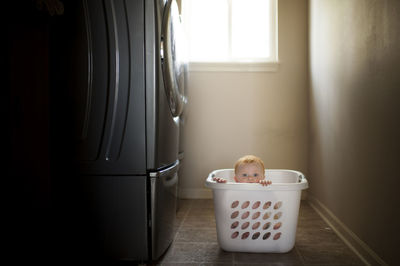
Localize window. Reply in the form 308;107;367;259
181;0;278;71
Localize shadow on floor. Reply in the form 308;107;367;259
151;199;364;266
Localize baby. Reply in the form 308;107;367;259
213;155;272;186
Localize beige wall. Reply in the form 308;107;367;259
309;0;400;264
179;0;309;198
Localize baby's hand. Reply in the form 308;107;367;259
213;176;227;183
259;179;272;186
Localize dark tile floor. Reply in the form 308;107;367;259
152;199;365;265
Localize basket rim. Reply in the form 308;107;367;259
205;169;308;191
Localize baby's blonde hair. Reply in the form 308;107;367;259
234;155;265;174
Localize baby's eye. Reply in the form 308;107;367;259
242;173;248;177
253;173;258;177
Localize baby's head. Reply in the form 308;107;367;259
234;155;265;183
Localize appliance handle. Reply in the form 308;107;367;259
149;160;179;178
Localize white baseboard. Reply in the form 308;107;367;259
308;195;387;266
179;188;213;199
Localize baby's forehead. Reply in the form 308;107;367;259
237;162;263;170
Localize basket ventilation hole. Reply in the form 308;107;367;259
231;211;239;219
252;201;261;209
241;211;250;219
252;212;261;219
231;231;239;239
273;232;282;240
231;221;239;229
263;232;271;240
241;232;250;239
274;212;282;220
241;201;250;209
252;222;260;230
263;201;272;209
273;222;282;230
241;222;250;229
263;222;271;230
263;212;271;220
252;232;260;240
274;201;283;210
231;201;239;208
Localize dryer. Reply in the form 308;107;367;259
50;0;186;262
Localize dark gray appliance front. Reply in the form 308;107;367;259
52;0;182;262
66;0;179;174
81;162;179;261
65;0;147;175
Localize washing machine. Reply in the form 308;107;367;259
50;0;187;262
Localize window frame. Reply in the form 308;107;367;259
181;0;279;72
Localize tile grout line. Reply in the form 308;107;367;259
155;201;194;265
294;245;307;266
294;204;307;265
168;200;225;265
175;200;220;244
173;199;194;243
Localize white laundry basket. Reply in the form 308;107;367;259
205;169;308;253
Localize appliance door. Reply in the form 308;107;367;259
52;0;147;175
161;0;187;117
150;160;179;260
145;0;182;170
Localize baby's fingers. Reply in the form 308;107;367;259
213;177;227;183
259;180;272;186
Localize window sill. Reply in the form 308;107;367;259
188;61;280;72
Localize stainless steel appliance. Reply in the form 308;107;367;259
51;0;186;262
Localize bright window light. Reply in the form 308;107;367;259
181;0;278;63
